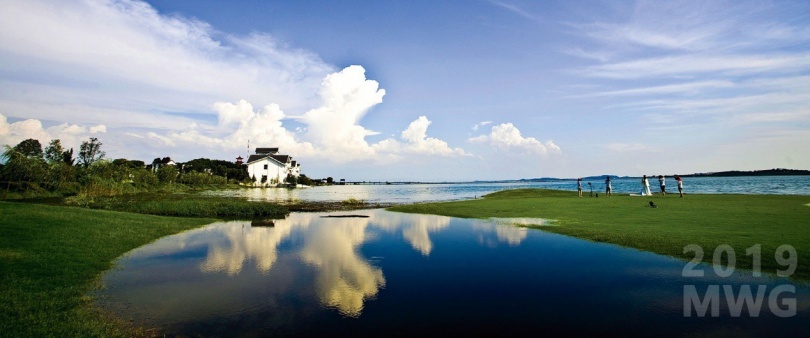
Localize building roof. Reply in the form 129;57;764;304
270;155;291;164
255;147;279;155
246;154;285;166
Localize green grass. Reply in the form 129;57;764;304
0;202;215;337
389;189;810;280
70;193;289;218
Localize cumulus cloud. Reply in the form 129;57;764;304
374;116;468;157
300;66;385;160
0;113;106;149
0;0;481;174
469;123;561;155
146;99;315;156
144;66;377;161
143;66;465;163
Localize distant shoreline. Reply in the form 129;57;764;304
340;170;810;185
681;168;810;177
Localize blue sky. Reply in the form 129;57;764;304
1;0;809;181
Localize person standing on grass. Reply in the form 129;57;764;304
658;175;666;196
577;178;583;197
641;175;652;196
675;175;684;197
605;176;612;197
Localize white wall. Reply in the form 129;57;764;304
246;159;286;186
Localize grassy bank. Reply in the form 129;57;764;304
76;193;289;218
0;202;215;337
389;189;810;280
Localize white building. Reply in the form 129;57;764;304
245;148;301;186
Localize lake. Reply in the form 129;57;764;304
202;176;810;204
95;209;810;337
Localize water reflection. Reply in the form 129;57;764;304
98;210;455;324
298;215;384;317
194;213;387;316
199;219;299;275
373;212;451;255
95;209;810;337
472;219;529;246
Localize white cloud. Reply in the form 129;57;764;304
0;0;332;127
146;132;176;147
300;66;385;161
0;113;106;150
374;116;468;157
469;123;560;155
579;54;810;79
472;121;493;131
139;66;466;163
579;80;735;97
488;1;541;22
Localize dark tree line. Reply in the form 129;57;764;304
1;137;252;198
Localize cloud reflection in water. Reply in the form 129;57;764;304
100;210;541;322
372;212;451;255
198;218;302;275
299;215;385;317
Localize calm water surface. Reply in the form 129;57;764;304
202;176;810;204
95;209;810;337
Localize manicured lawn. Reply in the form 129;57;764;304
389;189;810;280
0;202;214;337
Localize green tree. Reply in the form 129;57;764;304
1;145;46;184
128;160;145;169
62;148;75;166
131;168;158;188
44;140;77;192
297;174;312;186
13;138;44;160
156;165;178;184
44;139;64;164
78;137;105;168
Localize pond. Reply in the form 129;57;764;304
95;210;810;337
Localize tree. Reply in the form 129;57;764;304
326;177;334;184
1;145;46;184
44;139;65;164
43;140;77;190
62;148;75;166
13;138;44;160
156;165;178;184
297;174;312;186
78;137;105;168
127;160;145;169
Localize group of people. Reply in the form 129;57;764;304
639;174;684;197
577;175;684;198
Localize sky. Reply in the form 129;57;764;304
1;0;809;181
